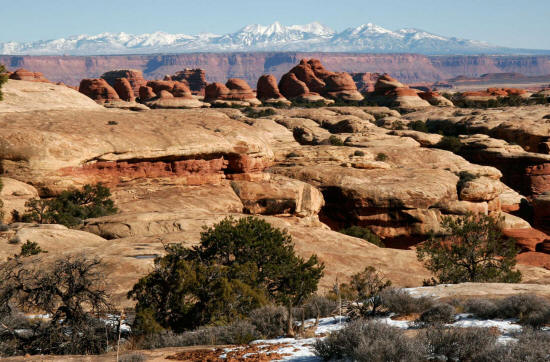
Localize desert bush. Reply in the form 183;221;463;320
0;224;8;232
353;150;365;156
0;255;115;355
7;236;20;244
408;120;428;133
328;135;345;146
314;320;424;361
435;135;463;153
375;152;388;161
248;305;288;338
418;303;455;325
136;320;260;349
17;241;47;257
417;213;521;284
339;226;384;247
423;326;497;361
243;107;276;118
19;183;117;227
343;266;392;318
464;294;550;329
380;288;434;315
129;217;324;333
296;295;338;320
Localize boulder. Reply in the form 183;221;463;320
78;78;120;103
324;73;364;101
146;80;193;99
225;78;257;100
371;74;430;109
503;228;550;252
205;82;231;100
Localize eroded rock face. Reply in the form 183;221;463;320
138;85;156;100
0;108;273;193
0;178;39;223
419;91;454;106
350;72;381;93
78;78;120;103
146;80;193;99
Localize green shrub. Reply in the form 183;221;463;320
380;288;435;315
353;150;365;156
408;120;428;133
20;183;117;227
314;320;424;361
339;226;384;247
435;135;463;153
329;135;345;146
243;107;276;118
18;241;47;257
417;214;521;284
375;152;388;161
129;217;324;333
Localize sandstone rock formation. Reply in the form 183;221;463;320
205;78;261;106
419;91;454;106
168;68;207;95
0;80;103;113
9;68;50;83
101;69;147;95
0;177;39;223
534;192;550;234
257;74;290;105
78;78;120;103
370;74;431;109
350;72;381;93
113;78;135;102
278;59;362;102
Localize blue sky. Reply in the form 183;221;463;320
2;0;549;49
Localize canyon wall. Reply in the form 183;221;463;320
2;53;550;86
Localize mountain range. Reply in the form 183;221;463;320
2;22;549;56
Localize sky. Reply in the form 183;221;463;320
1;0;549;49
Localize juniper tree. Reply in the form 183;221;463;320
416;214;521;284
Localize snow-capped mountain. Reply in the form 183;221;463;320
0;22;544;55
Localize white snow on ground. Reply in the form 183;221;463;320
229;313;533;360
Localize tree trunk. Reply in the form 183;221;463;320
286;302;295;337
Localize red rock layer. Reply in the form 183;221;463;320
113;78;135;101
526;163;550;196
350;72;382;93
146;80;193;99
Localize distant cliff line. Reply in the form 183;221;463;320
2;53;550;87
